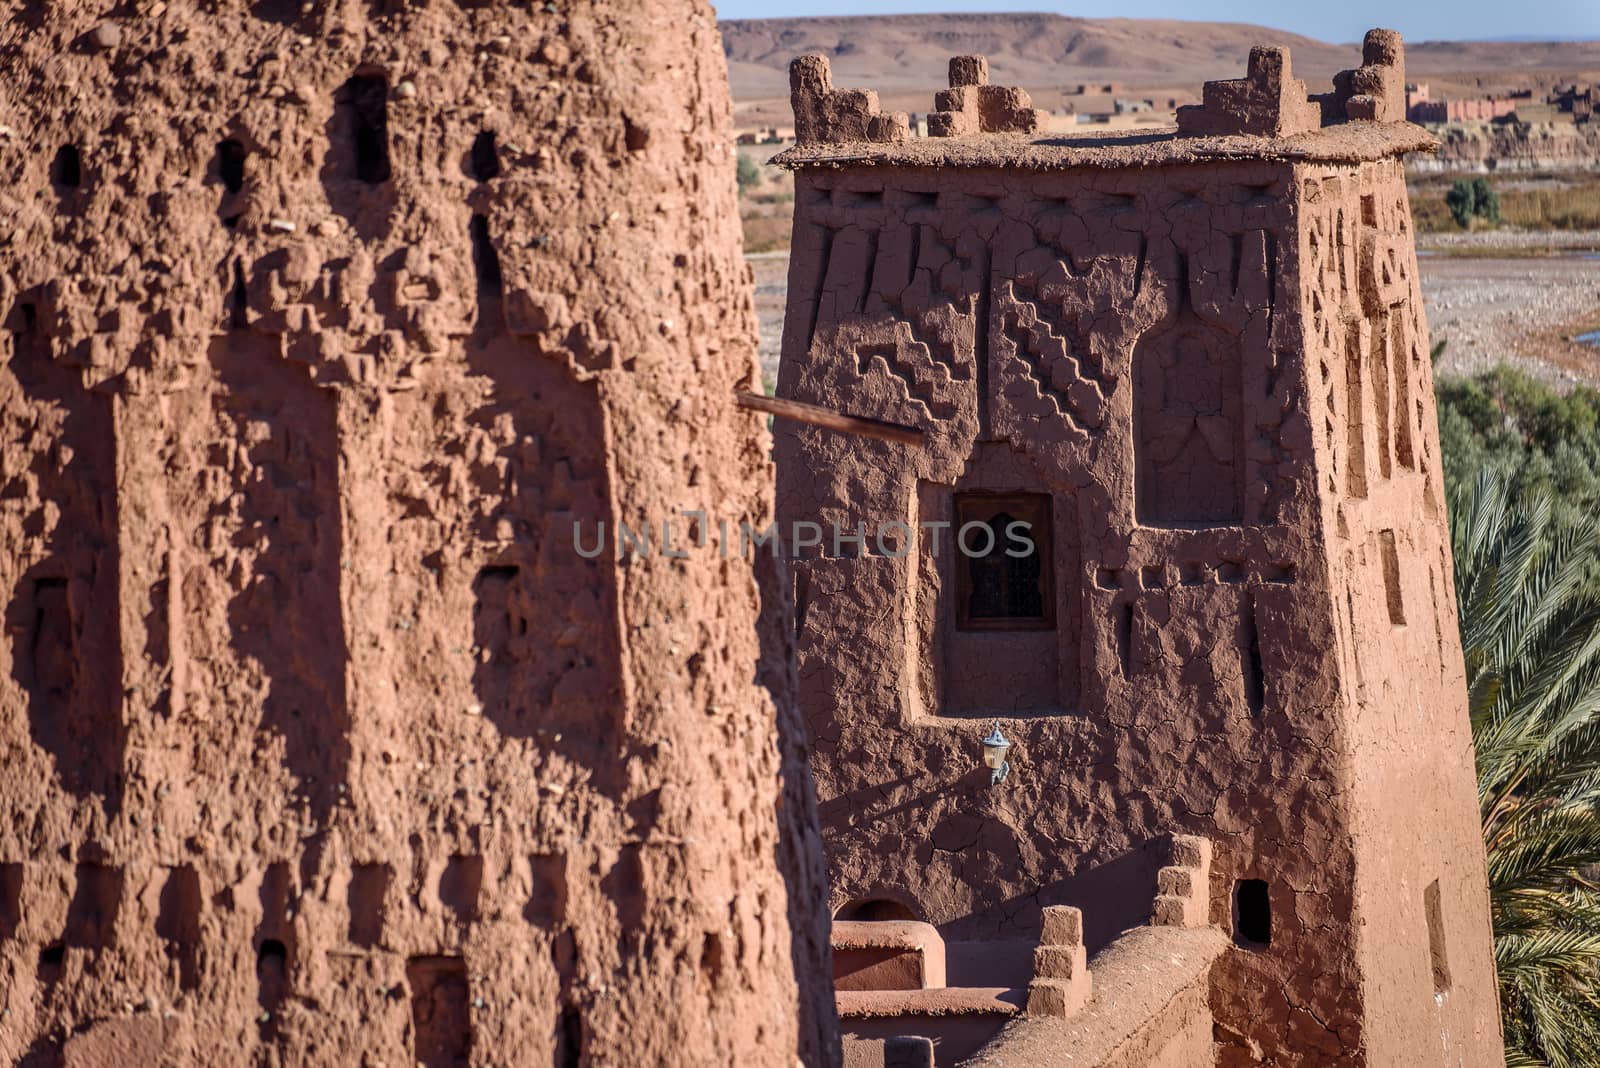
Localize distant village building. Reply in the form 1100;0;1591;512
1406;82;1517;123
1551;83;1596;123
737;125;793;144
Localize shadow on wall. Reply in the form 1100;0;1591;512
212;337;350;822
5;303;125;811
320;70;397;241
458;332;627;1044
755;543;844;1063
462;328;622;767
934;840;1167;955
1011;843;1165;955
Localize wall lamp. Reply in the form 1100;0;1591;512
982;721;1012;785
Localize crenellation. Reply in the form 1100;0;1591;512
1026;904;1091;1017
1176;46;1321;138
928;55;1049;137
1321;29;1409;124
1153;834;1213;928
1173;29;1410;140
790;54;910;146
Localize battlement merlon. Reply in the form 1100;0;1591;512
1318;28;1408;123
779;30;1428;160
1181;28;1408;136
1175;45;1321;138
790;54;910;145
929;54;1050;137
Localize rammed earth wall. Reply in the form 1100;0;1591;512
0;2;836;1064
774;37;1503;1067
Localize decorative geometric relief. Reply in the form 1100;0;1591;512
998;302;1109;437
845;320;963;422
1134;321;1244;526
1359;231;1409;315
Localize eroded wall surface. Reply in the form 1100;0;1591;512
772;58;1499;1065
0;2;835;1064
1298;158;1504;1062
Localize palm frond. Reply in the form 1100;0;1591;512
1454;472;1600;1066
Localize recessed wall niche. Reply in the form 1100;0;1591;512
919;442;1077;719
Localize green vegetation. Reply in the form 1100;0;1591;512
1453;472;1600;1067
1443;369;1600;1064
1439;368;1600;556
1411;174;1600;233
736;152;761;197
1446;177;1503;228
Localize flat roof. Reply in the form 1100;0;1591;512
772;121;1438;172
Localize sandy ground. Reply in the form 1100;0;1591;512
750;251;789;389
749;232;1600;389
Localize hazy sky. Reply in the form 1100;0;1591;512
711;0;1600;45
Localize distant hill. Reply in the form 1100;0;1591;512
720;13;1600;102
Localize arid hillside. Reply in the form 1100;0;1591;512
723;13;1600;106
723;13;1347;98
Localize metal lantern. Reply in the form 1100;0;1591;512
982;721;1012;785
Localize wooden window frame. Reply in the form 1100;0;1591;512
953;492;1055;631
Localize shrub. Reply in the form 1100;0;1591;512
736;153;761;197
1447;178;1479;228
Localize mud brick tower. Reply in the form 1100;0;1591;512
775;34;1504;1066
0;1;835;1064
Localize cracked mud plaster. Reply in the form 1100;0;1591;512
774;37;1502;1068
0;2;835;1065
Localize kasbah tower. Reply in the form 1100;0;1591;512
773;29;1504;1068
0;1;838;1066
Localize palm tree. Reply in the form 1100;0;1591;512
1452;471;1600;1066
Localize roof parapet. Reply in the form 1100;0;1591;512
1175;46;1320;138
787;30;1411;147
1179;28;1408;138
790;54;910;146
1319;28;1407;123
928;55;1049;137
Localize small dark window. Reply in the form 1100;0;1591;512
52;144;82;188
556;1005;583;1068
954;493;1053;630
229;258;248;329
1425;879;1451;994
469;131;499;182
338;74;391;184
1234;879;1271;947
257;937;287;972
217;139;247;193
1379;529;1405;626
470;214;502;304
